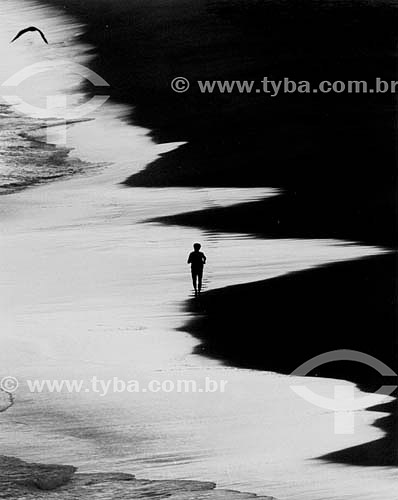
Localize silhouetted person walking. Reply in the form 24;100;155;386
188;243;206;295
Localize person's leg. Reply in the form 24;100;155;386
191;269;197;292
197;268;203;292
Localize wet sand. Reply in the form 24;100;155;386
0;124;393;499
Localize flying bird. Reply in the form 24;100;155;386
10;26;48;44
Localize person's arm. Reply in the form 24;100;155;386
202;253;207;264
187;253;192;264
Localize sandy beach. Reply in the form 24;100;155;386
2;123;392;498
0;0;397;499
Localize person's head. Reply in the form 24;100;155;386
193;243;201;251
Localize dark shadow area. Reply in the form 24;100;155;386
45;1;397;249
149;191;396;248
320;397;397;466
184;254;397;379
183;253;397;466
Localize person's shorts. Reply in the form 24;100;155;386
191;266;204;276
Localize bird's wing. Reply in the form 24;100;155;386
37;28;49;44
10;27;31;43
